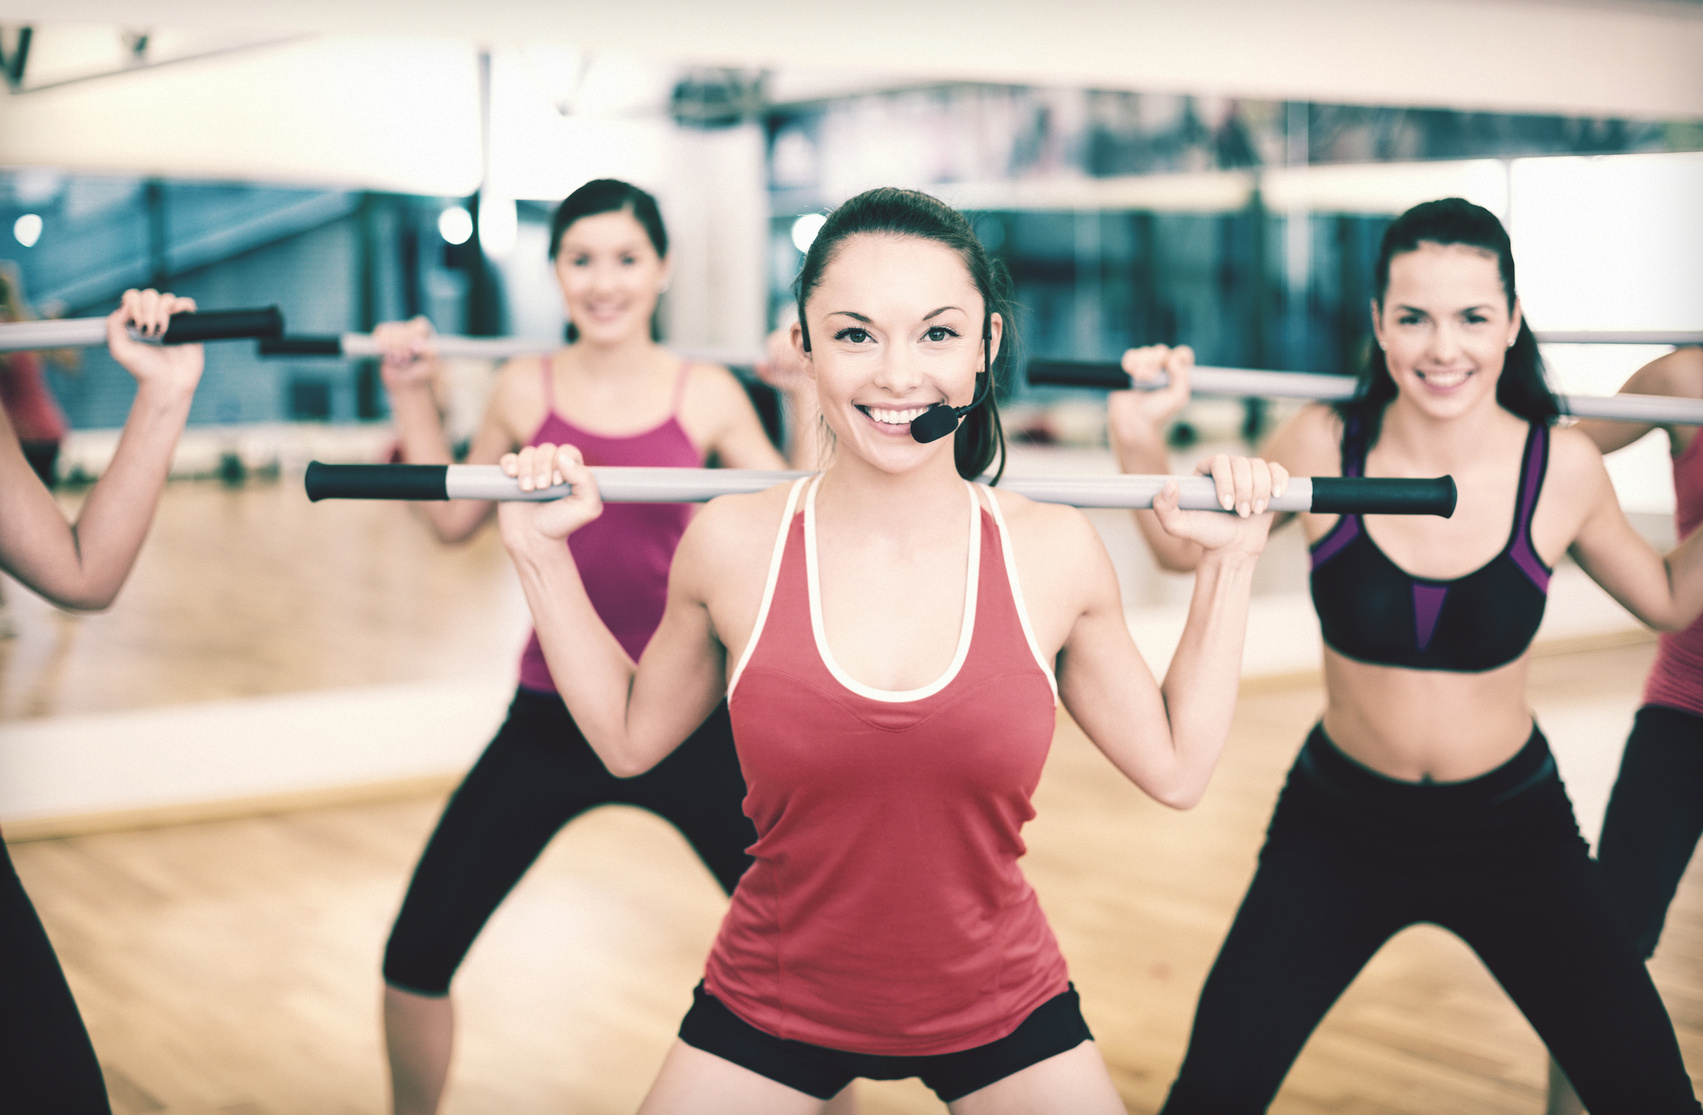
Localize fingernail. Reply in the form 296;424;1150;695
1239;501;1250;516
1220;493;1233;510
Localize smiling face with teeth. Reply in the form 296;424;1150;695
797;232;1003;473
1371;240;1523;421
553;209;671;348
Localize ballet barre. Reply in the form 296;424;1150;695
260;333;765;368
0;307;285;353
1026;361;1703;427
304;463;1456;517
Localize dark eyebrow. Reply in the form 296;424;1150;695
828;311;873;324
923;306;964;321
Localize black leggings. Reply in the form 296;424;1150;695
0;837;112;1113
383;688;757;996
1596;705;1703;959
1162;725;1700;1115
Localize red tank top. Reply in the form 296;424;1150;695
517;358;701;690
1644;431;1703;719
707;476;1068;1055
0;352;67;443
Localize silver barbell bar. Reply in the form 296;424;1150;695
304;463;1457;517
1027;361;1703;426
264;329;1703;366
259;332;765;367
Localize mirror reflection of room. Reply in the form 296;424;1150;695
1;7;1700;1113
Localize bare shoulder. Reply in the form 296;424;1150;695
1262;403;1343;475
1547;423;1613;497
486;355;549;435
678;481;800;569
1628;347;1703;398
681;361;749;409
491;355;545;401
984;487;1108;581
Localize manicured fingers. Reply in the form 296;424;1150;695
1120;344;1169;388
120;288;196;337
373;316;435;365
1162;344;1194;392
1200;453;1285;516
501;443;584;493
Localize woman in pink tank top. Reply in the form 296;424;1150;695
498;187;1284;1112
1551;344;1703;1114
372;180;821;1115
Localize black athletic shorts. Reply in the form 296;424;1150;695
677;981;1093;1102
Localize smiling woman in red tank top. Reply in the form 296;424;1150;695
498;187;1284;1113
370;180;822;1115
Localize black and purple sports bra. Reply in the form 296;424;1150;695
1309;419;1551;673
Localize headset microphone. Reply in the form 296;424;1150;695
910;322;994;444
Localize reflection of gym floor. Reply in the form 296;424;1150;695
7;645;1695;1113
0;462;1695;1111
0;447;1661;833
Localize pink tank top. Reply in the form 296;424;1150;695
707;476;1068;1055
1644;431;1703;719
0;352;67;443
517;358;702;691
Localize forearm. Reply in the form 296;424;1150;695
508;541;649;774
1661;527;1703;630
53;383;194;608
388;382;490;541
1116;436;1204;572
1155;551;1258;806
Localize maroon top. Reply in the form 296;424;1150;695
517;357;701;690
1644;431;1703;719
709;477;1068;1055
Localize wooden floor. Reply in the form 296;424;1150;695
6;643;1696;1114
2;475;1699;1112
0;480;529;721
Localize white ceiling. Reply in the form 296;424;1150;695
4;0;1702;120
0;1;1698;193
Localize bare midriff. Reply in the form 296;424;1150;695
1320;647;1535;783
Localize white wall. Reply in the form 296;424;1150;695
659;125;769;352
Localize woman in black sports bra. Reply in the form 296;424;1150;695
1111;198;1703;1114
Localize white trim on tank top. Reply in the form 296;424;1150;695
804;474;980;704
980;486;1060;705
726;476;810;699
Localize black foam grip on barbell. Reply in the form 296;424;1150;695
159;307;285;345
1026;359;1132;390
305;462;448;502
259;335;344;357
1309;476;1456;518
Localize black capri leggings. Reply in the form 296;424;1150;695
383;688;757;997
1596;704;1703;958
0;837;112;1113
1162;724;1700;1115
